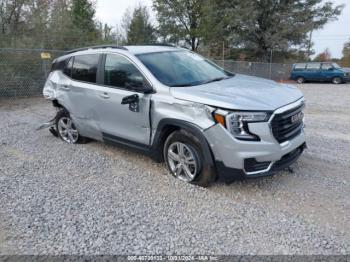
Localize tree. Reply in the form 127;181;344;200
204;0;344;61
153;0;204;51
71;0;98;44
0;0;28;47
49;0;78;49
71;0;95;31
340;40;350;67
123;5;156;45
313;48;332;62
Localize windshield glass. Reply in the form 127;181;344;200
136;51;233;87
332;63;341;69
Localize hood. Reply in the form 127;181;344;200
170;74;304;111
341;67;350;73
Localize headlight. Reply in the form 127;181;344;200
213;110;270;141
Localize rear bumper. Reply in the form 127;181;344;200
216;142;306;183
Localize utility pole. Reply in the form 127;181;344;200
307;29;313;60
269;48;273;79
222;41;225;68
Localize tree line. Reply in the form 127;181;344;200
0;0;347;63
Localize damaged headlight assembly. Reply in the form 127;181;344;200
213;109;270;141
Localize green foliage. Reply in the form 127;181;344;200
0;0;345;62
125;6;156;45
153;0;204;51
204;0;343;61
0;0;116;49
71;0;96;32
154;0;343;61
340;40;350;67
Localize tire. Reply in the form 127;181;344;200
55;109;89;144
296;77;305;84
163;129;216;187
332;77;342;84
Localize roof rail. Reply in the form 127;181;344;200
125;43;176;47
66;45;127;54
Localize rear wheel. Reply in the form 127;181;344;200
55;110;88;144
163;130;216;187
296;76;305;84
332;77;342;84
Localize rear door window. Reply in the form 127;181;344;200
306;63;321;71
72;54;100;83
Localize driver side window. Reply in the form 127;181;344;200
104;54;145;90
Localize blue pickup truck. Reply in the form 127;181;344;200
291;62;350;84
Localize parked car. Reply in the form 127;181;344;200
291;62;350;84
42;45;306;187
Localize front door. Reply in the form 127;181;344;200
93;53;152;146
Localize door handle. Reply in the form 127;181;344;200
100;92;110;99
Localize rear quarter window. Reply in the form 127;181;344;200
63;57;73;77
50;59;67;72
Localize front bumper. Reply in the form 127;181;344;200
214;143;306;182
343;76;350;82
203;100;307;182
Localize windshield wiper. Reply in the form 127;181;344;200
170;83;197;87
201;76;232;85
170;76;233;87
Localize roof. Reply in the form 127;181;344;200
56;45;182;62
123;45;180;55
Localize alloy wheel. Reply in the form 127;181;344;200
57;117;79;144
167;142;198;182
333;77;341;84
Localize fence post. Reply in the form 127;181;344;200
42;59;48;79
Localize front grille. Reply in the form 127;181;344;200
271;103;304;143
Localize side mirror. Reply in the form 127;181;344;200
127;76;154;94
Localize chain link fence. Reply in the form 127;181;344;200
0;48;293;100
213;60;293;81
0;48;66;99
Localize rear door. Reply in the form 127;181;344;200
66;53;103;139
291;63;306;79
92;53;152;146
305;63;321;81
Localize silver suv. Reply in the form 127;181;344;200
42;45;306;187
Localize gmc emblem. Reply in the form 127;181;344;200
291;112;304;123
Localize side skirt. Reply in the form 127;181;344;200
102;132;152;155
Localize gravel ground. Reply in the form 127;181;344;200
0;83;349;255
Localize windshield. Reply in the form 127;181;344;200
136;51;233;87
332;63;341;69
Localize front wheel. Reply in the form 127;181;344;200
163;130;216;187
332;77;342;84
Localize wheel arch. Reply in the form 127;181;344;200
52;99;67;111
151;119;215;169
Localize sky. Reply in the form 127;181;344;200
95;0;350;59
